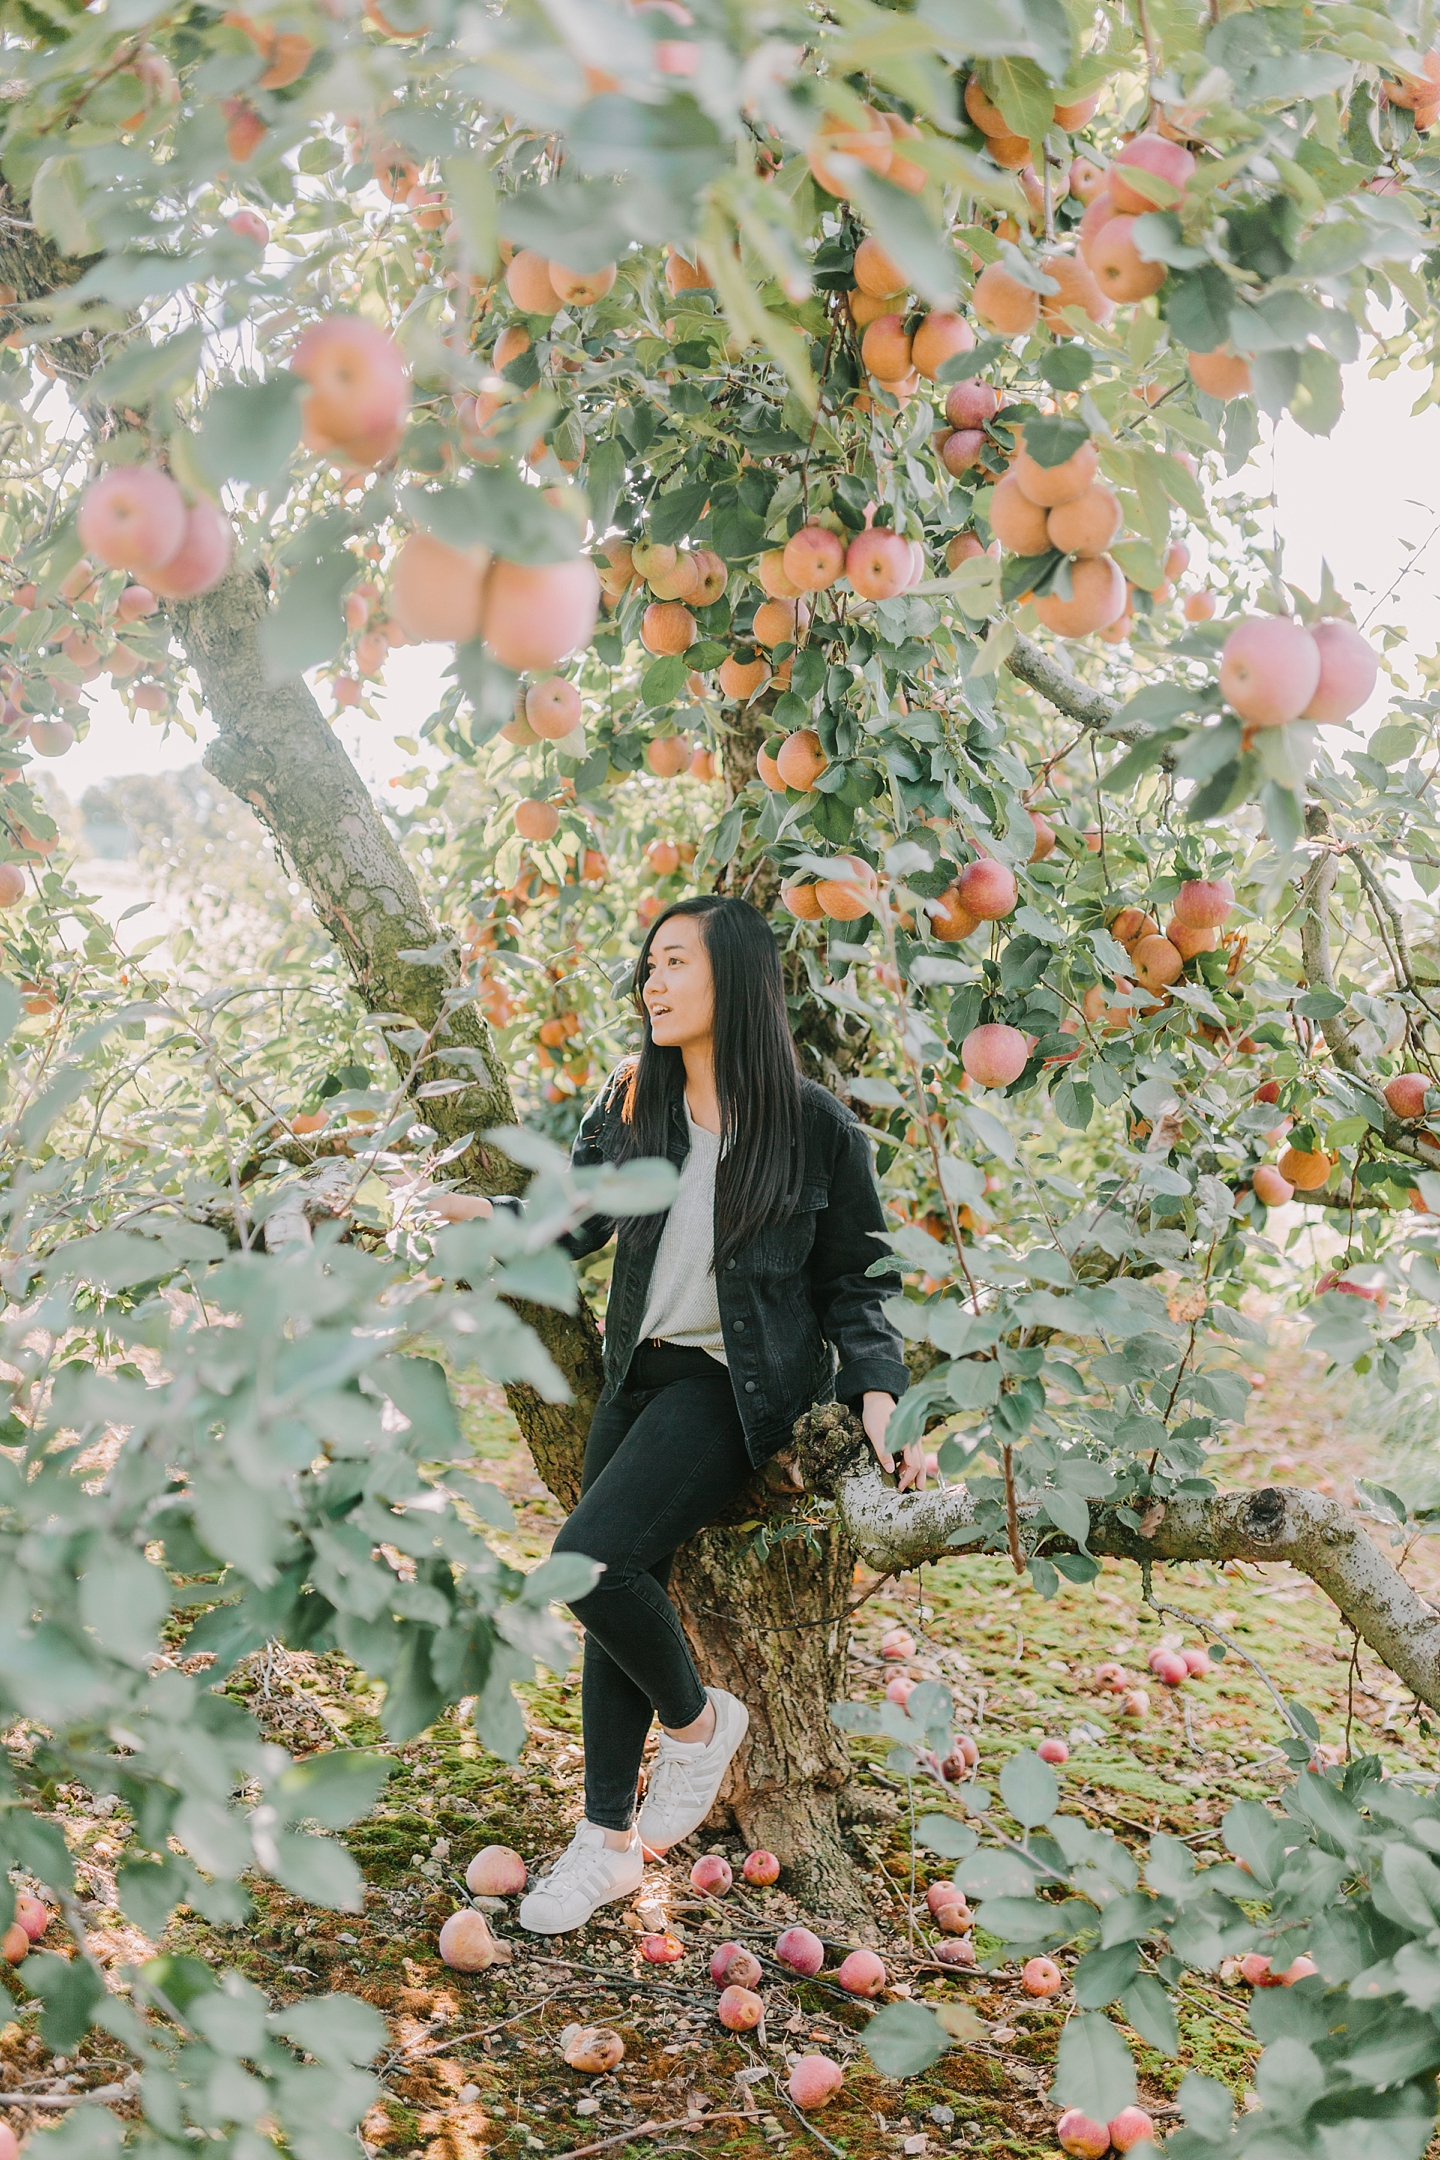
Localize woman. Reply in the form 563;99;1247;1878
511;893;919;1935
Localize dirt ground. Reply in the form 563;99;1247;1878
11;1330;1440;2160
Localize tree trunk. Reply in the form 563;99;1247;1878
668;1439;872;1928
175;573;876;1902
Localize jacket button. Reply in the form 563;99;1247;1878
744;1380;757;1393
734;1319;746;1332
726;1259;736;1270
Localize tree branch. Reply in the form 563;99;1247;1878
1003;634;1154;748
798;1418;1440;1712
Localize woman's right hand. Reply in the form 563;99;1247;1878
421;1191;493;1221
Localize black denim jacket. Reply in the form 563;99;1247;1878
565;1066;910;1466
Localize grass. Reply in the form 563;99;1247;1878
12;1341;1440;2160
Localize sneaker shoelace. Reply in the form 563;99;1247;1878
538;1839;630;1905
644;1730;715;1815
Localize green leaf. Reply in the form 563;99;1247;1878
991;53;1061;136
118;1854;195;1937
1260;779;1303;852
846;171;958;306
1178;2071;1234;2139
268;1830;366;1912
30;155;97;257
402;473;578;566
916;1813;979;1860
274;1752;393;1831
195;378;303;488
259;551;355;681
25;1950;107;2052
82;328;206;412
587;437;626;535
1023;414;1090;468
1163;266;1237;354
649;481;711;546
1121;1975;1180;2055
863;1998;952;2078
79;1546;170;1667
999;1749;1059;1827
440;155;498;276
1053;2013;1137;2122
272;1994;387;2067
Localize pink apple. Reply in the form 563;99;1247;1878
1240;1952;1282;1986
886;1673;916;1706
690;1854;734;1895
641;1933;685;1963
1301;618;1378;724
465;1845;526;1896
146;499;234;599
1279;1954;1317;1985
775;1925;825;1977
1172;877;1234;930
1038;1737;1069;1765
711;1943;762;1988
13;1894;47;1941
227;208;270;245
837;1948;887;1996
1057;2108;1111;2157
961;1023;1028;1089
1182;1647;1211;1677
1108;131;1196;214
956;855;1017;920
743;1849;781;1886
1219;616;1321;728
926;1881;966;1917
880;1627;916;1659
717;1984;764;2030
788;2054;844;2110
1022;1956;1063;1997
1108;2107;1155;2152
1385;1072;1429;1120
438;1909;498;1971
1150;1650;1189;1688
78;466;187;574
934;1935;976;1967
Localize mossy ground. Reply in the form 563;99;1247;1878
14;1341;1439;2160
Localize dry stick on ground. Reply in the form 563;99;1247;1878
550;2109;756;2160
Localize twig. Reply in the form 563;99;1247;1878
0;2085;130;2107
1142;1592;1314;1752
550;2108;753;2160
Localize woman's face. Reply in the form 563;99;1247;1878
642;913;715;1051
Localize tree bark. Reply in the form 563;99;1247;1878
801;1417;1440;1713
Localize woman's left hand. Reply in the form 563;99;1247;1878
862;1392;925;1491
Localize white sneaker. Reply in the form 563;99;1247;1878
636;1689;749;1855
517;1821;644;1935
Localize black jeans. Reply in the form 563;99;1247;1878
551;1346;754;1831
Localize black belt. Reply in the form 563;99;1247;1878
629;1342;727;1389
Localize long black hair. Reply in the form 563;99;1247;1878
613;894;804;1268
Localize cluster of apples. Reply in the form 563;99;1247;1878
437;1842;530;1972
1;1891;50;1967
1057;2105;1157;2157
990;433;1130;641
77;465;232;604
1217;614;1378;732
925;1878;977;1966
1083;876;1236;1031
1239;1950;1317;1987
504;246;619;318
963;73;1102;187
847;236;981;408
329;574;410;711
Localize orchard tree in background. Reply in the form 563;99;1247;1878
6;0;1440;2141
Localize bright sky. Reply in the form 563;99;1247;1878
47;348;1440;808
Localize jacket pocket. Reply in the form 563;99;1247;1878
751;1180;830;1273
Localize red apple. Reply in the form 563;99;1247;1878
1057;2108;1111;2157
743;1850;780;1886
1385;1072;1429;1120
775;1925;825;1976
1022;1956;1062;1997
788;2054;844;2110
1108;2107;1155;2152
836;1948;887;1996
465;1845;526;1896
641;1933;685;1963
1037;1737;1069;1765
690;1854;734;1895
717;1984;764;2030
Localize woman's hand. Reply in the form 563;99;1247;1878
862;1392;925;1491
419;1190;493;1221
